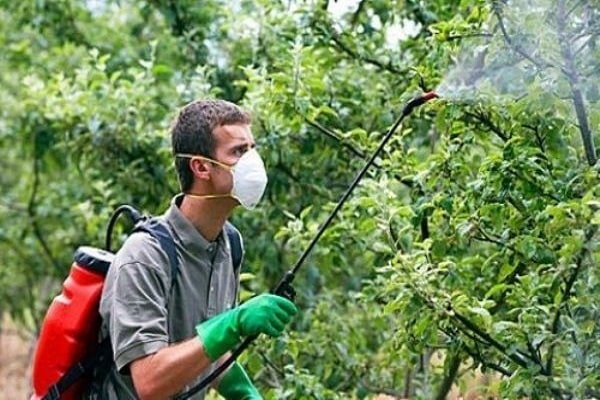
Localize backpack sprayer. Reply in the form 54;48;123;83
175;91;439;399
31;206;193;400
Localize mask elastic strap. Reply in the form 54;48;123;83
185;193;233;200
175;153;233;171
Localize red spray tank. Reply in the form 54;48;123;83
31;246;114;400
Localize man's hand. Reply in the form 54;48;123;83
235;293;297;337
196;294;297;361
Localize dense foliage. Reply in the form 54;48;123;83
1;1;597;398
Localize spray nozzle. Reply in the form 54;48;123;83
402;91;439;116
422;91;439;101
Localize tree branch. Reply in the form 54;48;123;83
257;350;286;379
438;326;513;376
473;232;509;251
434;349;462;400
0;234;43;330
473;225;520;256
566;0;587;20
27;143;60;272
557;0;597;166
304;117;414;188
463;110;509;142
573;34;597;56
522;123;554;177
524;332;544;369
546;225;597;374
508;167;561;202
304;118;366;159
0;234;39;268
492;3;559;73
350;0;367;27
327;30;406;75
146;0;205;64
401;266;567;397
359;377;405;398
451;310;531;369
404;273;534;371
446;32;494;41
0;199;28;213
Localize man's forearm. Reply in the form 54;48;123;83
128;293;297;399
130;337;211;400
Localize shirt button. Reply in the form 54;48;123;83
210;286;214;292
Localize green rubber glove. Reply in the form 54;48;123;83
216;362;262;400
196;293;297;361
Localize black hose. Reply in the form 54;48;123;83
105;205;144;252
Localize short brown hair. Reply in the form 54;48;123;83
171;99;251;191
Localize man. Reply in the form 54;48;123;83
96;99;297;399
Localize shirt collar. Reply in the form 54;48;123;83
164;194;223;254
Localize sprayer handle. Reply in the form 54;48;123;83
273;270;296;301
274;281;296;301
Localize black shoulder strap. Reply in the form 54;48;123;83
41;339;112;400
136;219;244;318
224;221;243;271
134;218;179;287
136;219;242;278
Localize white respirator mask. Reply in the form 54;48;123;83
176;148;268;209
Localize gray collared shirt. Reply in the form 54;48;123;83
95;195;243;399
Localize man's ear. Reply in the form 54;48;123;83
189;158;211;181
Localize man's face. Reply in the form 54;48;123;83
209;123;255;195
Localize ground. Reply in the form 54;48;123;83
0;315;33;399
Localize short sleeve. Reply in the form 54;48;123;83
99;233;171;372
